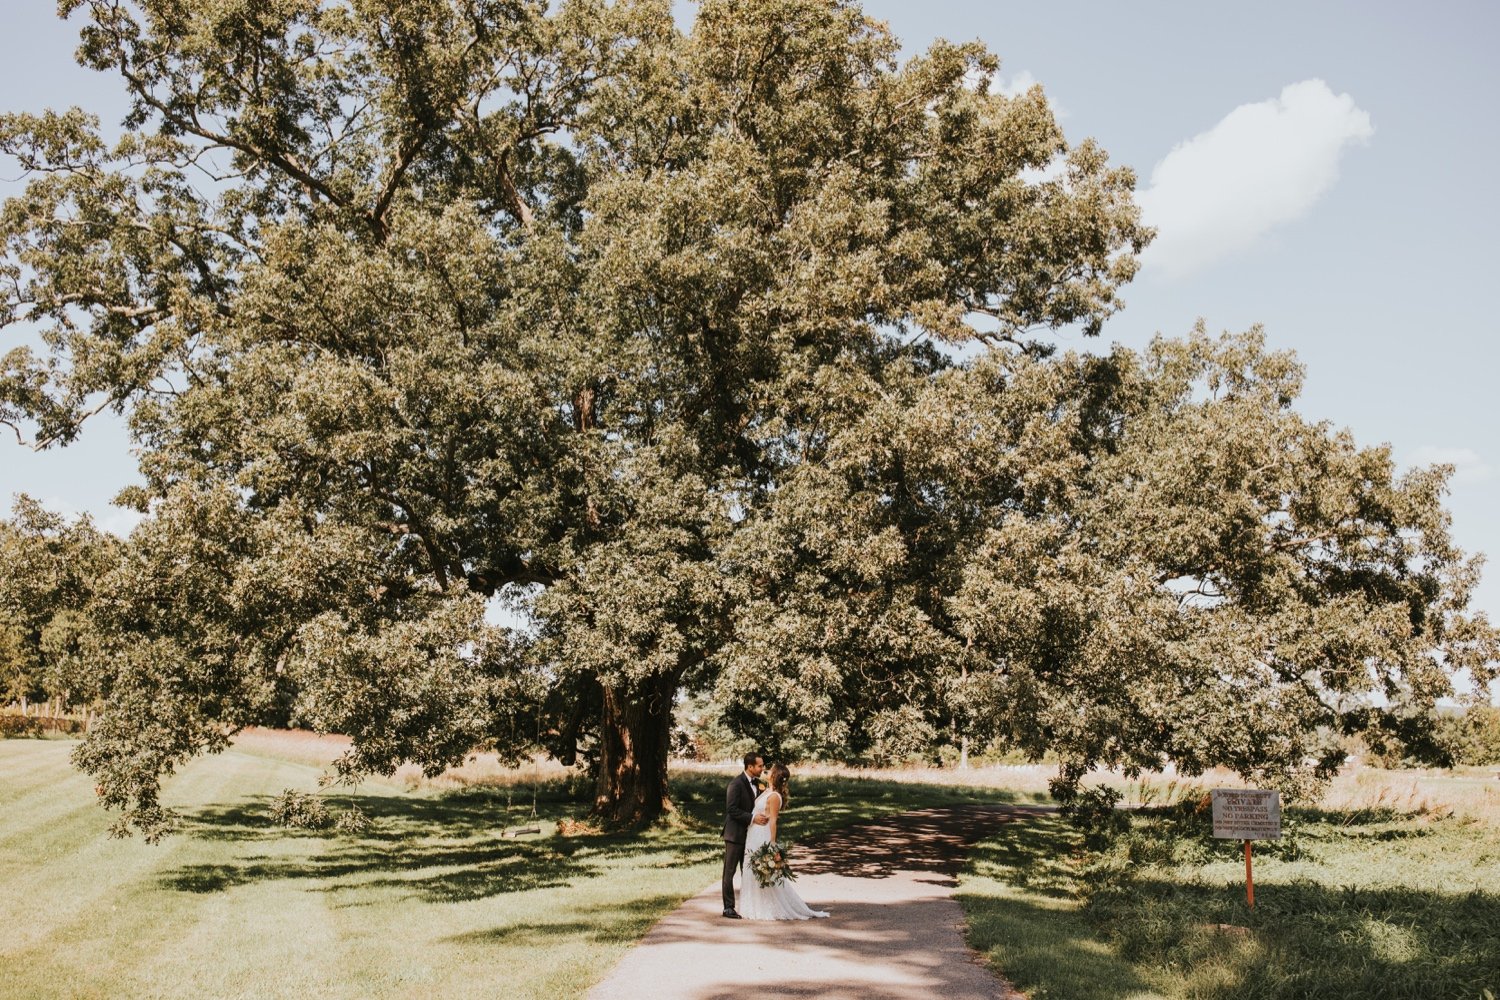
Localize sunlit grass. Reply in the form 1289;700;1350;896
0;734;1027;1000
10;727;1494;1000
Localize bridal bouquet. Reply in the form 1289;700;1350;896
748;841;797;888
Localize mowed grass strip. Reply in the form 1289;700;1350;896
959;787;1500;1000
0;738;1024;1000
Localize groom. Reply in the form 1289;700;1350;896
722;751;770;918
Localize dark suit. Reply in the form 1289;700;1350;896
722;772;758;912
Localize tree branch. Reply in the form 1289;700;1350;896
114;57;348;212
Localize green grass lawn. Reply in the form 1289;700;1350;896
12;734;1495;1000
0;737;1021;1000
959;792;1500;1000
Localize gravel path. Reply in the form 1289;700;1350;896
588;804;1051;1000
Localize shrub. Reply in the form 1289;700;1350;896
269;789;331;829
0;713;43;738
334;803;371;834
1062;783;1131;850
863;705;938;766
1436;705;1500;766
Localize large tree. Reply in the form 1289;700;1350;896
1;0;1147;836
4;1;1489;841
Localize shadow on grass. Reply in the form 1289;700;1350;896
1092;876;1500;999
669;772;1037;842
445;894;686;948
161;782;696;903
961;810;1500;1000
160;772;1030;906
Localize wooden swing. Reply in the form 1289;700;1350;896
502;704;542;838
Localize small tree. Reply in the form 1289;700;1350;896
1436;705;1500;767
0;496;120;706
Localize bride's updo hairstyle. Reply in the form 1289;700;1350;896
768;763;790;806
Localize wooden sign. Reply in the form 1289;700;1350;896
1211;788;1281;909
1210;788;1281;840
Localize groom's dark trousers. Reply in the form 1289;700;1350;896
722;773;756;913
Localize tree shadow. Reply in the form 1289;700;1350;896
673;893;1133;1000
157;773;1039;911
445;894;686;948
585;870;1131;1000
963;811;1080;899
160;786;688;903
1093;876;1500;999
794;805;1054;882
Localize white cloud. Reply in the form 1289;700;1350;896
1019;154;1068;188
1409;446;1494;486
963;67;1069;120
991;69;1038;99
1137;79;1373;279
98;508;144;537
1003;70;1069;120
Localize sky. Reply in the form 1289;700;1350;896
848;1;1500;628
2;2;1498;675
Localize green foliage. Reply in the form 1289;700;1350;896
0;0;1493;839
862;705;940;766
0;497;120;704
1436;705;1500;766
334;802;372;834
0;713;44;738
0;0;1153;834
671;692;754;761
1059;783;1130;851
1359;704;1500;769
948;330;1500;801
0;624;27;706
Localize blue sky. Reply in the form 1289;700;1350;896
3;2;1497;675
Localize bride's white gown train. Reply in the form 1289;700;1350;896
740;790;829;921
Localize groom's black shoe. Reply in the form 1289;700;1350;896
722;910;742;919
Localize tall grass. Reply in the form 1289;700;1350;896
959;767;1500;1000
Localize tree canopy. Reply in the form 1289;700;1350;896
1;0;1492;839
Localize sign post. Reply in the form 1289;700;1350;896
1210;789;1281;909
1244;839;1254;908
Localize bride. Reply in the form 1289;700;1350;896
740;764;829;921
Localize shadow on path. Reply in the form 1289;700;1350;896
587;805;1057;1000
794;804;1056;882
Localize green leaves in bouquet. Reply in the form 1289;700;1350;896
749;840;797;889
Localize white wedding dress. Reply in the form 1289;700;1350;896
740;790;829;921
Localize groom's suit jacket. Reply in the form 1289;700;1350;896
723;773;758;845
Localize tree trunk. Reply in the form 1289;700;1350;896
592;673;677;827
